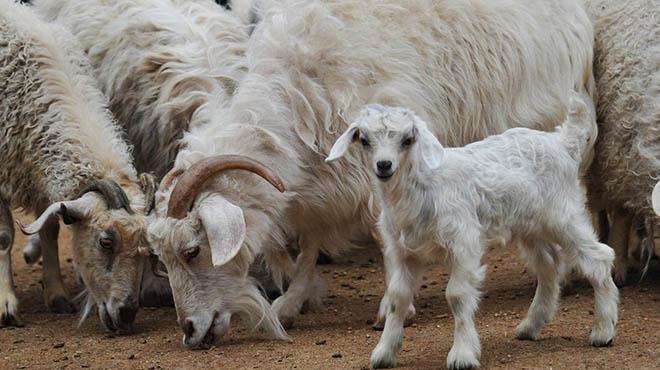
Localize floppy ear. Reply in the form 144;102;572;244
326;123;359;162
415;123;444;170
198;194;246;267
18;193;99;235
652;181;660;216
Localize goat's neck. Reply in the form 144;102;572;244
377;158;436;222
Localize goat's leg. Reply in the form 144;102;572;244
553;213;619;347
373;249;416;331
445;241;486;370
516;241;563;340
0;199;21;327
371;246;424;368
609;208;632;286
271;237;321;329
39;217;75;313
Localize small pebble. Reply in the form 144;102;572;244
332;353;342;358
315;340;327;345
53;343;65;349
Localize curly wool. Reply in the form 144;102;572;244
34;0;250;178
0;1;138;213
585;0;660;223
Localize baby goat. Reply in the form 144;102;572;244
327;96;619;369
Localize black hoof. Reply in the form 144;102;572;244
592;338;613;347
0;313;24;328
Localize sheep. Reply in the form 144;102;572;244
33;0;251;307
325;97;618;369
583;0;660;285
0;0;154;330
145;0;596;349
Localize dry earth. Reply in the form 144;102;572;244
0;214;659;369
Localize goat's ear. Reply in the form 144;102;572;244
326;123;359;162
415;123;444;170
18;194;98;235
198;194;246;267
652;181;660;217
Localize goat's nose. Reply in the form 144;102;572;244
377;160;392;171
180;318;195;338
118;304;137;325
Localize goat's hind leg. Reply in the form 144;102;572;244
516;241;563;341
554;214;619;347
0;198;22;327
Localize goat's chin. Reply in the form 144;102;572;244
376;173;394;182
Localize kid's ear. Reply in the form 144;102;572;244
326;123;359;162
415;122;444;170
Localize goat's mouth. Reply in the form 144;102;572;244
376;172;394;181
186;312;221;349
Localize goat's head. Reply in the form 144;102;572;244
326;104;444;180
19;175;157;332
147;155;287;349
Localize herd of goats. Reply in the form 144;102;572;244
0;0;658;368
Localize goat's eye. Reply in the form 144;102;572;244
99;236;113;250
401;137;414;147
360;137;370;147
182;246;200;262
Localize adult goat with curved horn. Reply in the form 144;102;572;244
167;155;285;219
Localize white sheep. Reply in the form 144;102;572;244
146;0;596;349
582;0;660;284
0;0;153;330
326;97;618;369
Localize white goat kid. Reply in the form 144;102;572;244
327;98;619;369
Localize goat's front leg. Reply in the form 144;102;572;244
373;244;416;331
0;199;21;327
39;217;75;313
445;240;486;370
271;236;322;329
371;243;424;368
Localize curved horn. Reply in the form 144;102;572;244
167;155;285;219
79;179;133;214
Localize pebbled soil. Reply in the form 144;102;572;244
0;213;658;369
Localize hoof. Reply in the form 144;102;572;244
515;321;540;341
372;319;385;331
591;338;613;347
48;296;77;314
370;346;397;369
0;313;24;328
448;363;477;370
447;346;480;370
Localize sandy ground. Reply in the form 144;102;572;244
0;215;659;370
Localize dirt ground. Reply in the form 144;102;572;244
0;215;659;370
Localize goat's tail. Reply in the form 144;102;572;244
558;91;598;169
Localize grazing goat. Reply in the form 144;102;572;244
583;0;660;285
326;98;618;369
34;0;251;307
146;0;596;349
0;0;153;330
